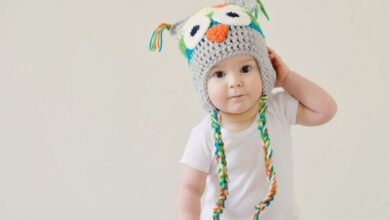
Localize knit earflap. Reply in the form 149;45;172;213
210;95;277;220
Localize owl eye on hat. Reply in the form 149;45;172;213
178;4;258;62
149;0;275;113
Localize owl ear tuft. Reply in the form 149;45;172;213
224;0;257;12
149;23;172;52
169;17;189;40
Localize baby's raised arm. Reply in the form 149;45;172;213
268;47;337;126
176;164;207;220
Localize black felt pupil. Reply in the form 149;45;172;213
226;12;239;18
190;25;200;37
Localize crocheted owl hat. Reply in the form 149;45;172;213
149;1;277;219
149;0;276;113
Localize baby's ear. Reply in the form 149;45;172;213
224;0;257;12
169;17;189;40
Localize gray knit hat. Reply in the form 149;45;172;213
149;0;276;112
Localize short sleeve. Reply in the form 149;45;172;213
179;127;211;174
269;91;299;125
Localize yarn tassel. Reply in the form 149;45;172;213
148;23;172;52
256;0;270;21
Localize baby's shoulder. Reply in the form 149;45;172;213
267;90;299;124
191;115;212;134
186;115;214;151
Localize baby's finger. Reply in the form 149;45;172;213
267;47;276;54
267;47;273;54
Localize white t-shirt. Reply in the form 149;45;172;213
180;91;300;220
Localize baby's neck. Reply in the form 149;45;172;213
219;104;259;132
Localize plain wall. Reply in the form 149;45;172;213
0;0;389;219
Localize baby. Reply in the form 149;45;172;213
149;0;337;219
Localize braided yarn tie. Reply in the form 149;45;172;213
210;95;277;220
253;95;277;220
210;110;230;220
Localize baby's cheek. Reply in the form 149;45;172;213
207;88;219;104
249;77;263;97
207;82;225;106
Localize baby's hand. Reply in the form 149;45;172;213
267;47;291;88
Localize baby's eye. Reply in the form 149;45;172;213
213;71;225;78
240;65;252;73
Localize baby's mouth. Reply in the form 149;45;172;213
230;94;245;99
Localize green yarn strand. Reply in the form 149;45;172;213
256;0;270;21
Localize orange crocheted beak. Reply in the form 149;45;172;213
206;24;229;43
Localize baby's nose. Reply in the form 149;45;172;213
228;78;243;88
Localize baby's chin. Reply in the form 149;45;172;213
220;106;255;115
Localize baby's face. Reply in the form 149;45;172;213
206;55;263;114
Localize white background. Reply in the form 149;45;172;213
0;0;389;219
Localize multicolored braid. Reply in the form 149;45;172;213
210;95;277;220
210;110;230;220
253;95;277;220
